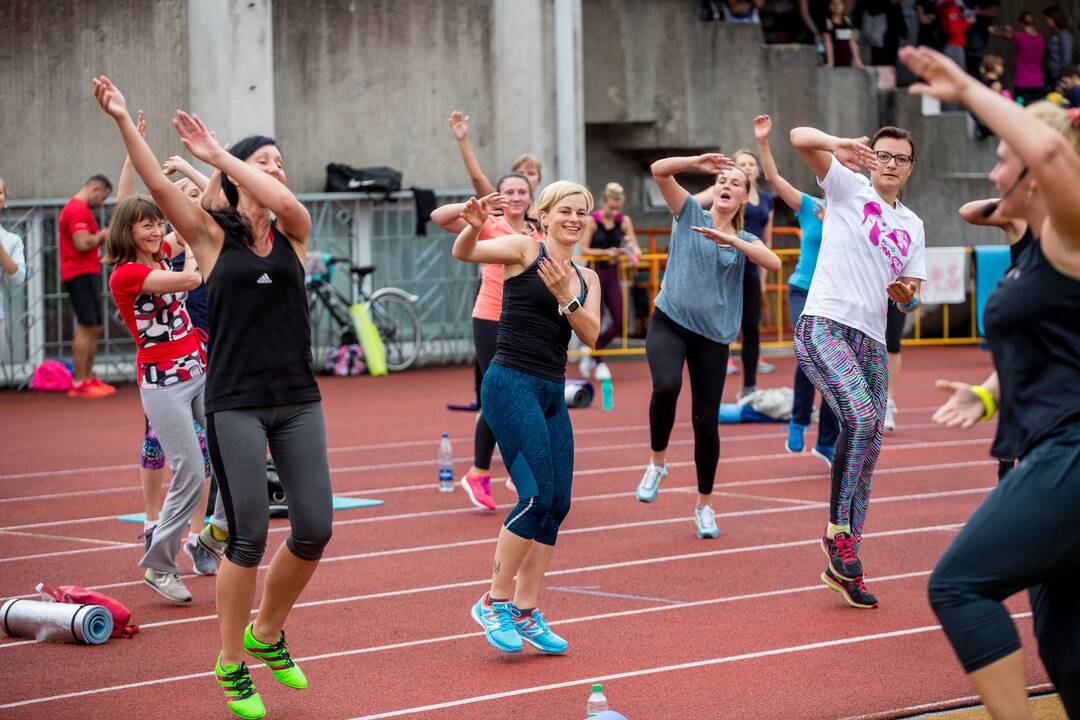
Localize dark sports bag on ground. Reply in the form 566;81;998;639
325;164;402;196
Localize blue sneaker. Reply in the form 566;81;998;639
636;463;667;503
471;594;522;653
694;505;719;539
757;360;775;374
511;607;568;654
812;444;835;467
786;422;807;453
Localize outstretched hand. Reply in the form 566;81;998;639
537;258;573;302
448;111;470;141
833;136;878;173
91;75;130;120
931;380;985;428
173;111;223;165
162;155;192;177
695;153;734;174
691;225;740;247
753;114;772;142
886;279;917;305
459;195;492;229
900;46;974;104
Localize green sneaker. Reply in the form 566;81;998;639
244;622;308;689
215;656;265;720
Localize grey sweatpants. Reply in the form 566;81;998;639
139;374;226;573
206;402;333;568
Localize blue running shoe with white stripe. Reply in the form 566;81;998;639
511;607;568;654
636;462;667;503
471;594;522;653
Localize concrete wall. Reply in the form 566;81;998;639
0;0;190;200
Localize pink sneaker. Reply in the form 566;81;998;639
460;473;496;510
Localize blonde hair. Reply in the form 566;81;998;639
535;181;594;231
175;177;197;195
1026;101;1080;156
103;195;166;267
511;154;543;176
602;182;625;203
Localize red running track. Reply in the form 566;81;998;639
0;347;1049;719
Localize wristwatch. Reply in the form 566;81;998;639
558;298;581;316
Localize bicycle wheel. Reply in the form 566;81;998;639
368;293;422;371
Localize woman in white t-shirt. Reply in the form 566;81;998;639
789;125;927;609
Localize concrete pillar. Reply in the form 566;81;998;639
187;0;275;144
553;0;585;184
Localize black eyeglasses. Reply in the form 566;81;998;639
874;151;913;167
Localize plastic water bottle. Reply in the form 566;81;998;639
586;684;609;716
594;363;614;411
437;433;454;492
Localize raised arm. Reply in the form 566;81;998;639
452;197;532;265
117;110;146;202
449;112;496;196
174;111;311;244
756;116;804;212
650;154;733;217
958;198;1028;244
790;126;878;181
162;156;210;192
902;46;1080;249
691;226;782;271
537;262;602;348
92;77;215;250
140;243;202;294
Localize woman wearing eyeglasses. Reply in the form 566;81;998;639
789;124;927;609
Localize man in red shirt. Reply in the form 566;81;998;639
59;174;115;398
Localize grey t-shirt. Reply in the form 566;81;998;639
654;195;752;344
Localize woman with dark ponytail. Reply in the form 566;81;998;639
93;75;331;720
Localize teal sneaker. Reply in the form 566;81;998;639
694;505;719;539
636;463;666;503
215;656;266;720
243;623;307;689
471;594;522;653
512;607;568;654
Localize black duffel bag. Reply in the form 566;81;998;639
325;163;402;196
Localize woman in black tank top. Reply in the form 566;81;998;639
903;48;1080;716
90;76;331;718
452;182;602;657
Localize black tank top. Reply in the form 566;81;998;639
985;240;1080;459
493;243;588;383
205;223;321;413
590;211;625;267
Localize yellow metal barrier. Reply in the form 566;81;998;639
571;228;979;358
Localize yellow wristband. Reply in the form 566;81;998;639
969;384;997;422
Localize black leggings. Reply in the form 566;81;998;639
929;423;1080;716
646;308;730;495
472;319;499;470
740;270;761;388
885;301;904;354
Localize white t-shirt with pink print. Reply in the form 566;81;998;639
802;157;927;345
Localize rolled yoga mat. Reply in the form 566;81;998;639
1;598;113;644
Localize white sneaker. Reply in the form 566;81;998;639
143;569;192;603
884;398;897;432
694;505;719;538
636;463;667;503
579;354;596;379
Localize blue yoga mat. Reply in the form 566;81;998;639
118;496;383;523
974;245;1012;338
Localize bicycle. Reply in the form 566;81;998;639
305;252;422;372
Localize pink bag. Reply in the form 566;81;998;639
37;583;139;638
30;360;73;392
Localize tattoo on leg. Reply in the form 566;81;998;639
493;560;501;576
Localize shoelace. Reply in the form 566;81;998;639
220;663;257;699
697;507;716;529
834;533;858;564
485;604;516;632
253;632;296;669
643;468;662;489
853;578;872;595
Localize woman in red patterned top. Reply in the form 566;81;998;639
105;195;208;605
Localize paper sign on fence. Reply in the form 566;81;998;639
920;247;968;305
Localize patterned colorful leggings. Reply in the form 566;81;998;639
794;315;888;547
141;415;211;479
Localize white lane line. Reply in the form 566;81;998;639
835;684;1056;720
712;491;822;506
547;586;685;604
0;565;994;709
0;520;973;645
348;611;1035;720
0;530;139;548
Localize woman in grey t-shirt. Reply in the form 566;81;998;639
635;154;781;539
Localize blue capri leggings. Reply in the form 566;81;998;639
481;362;573;546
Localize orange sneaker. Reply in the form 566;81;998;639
68;380;110;399
89;376;117;395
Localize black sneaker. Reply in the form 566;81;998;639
820;530;863;580
821;567;878;609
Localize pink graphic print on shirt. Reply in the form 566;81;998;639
861;201;911;277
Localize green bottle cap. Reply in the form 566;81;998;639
592;684;603;692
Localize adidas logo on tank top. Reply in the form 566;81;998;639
256;273;272;285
